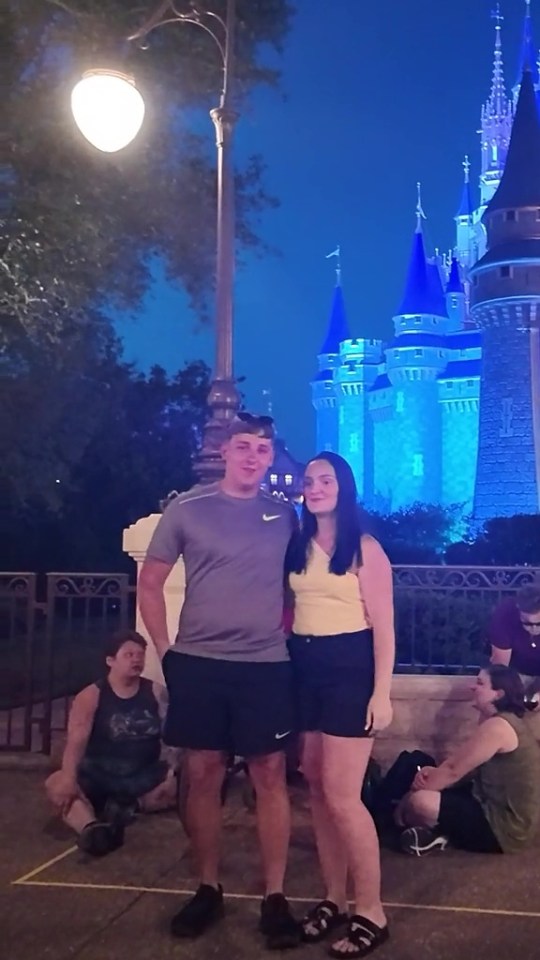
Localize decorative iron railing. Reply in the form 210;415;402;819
1;566;539;753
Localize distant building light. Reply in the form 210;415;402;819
270;473;278;485
284;474;293;486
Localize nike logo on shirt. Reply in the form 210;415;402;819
262;514;281;521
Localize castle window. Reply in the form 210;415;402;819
414;349;423;357
505;210;516;222
446;383;452;389
500;266;512;278
394;351;399;359
467;379;474;387
284;474;293;486
270;473;278;485
438;351;444;358
396;391;404;413
414;316;421;325
451;297;458;308
339;407;345;425
349;433;359;453
412;454;424;477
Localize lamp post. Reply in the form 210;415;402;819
71;0;240;484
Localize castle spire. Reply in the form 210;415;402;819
456;155;473;218
319;247;350;354
397;185;446;317
486;67;540;214
516;1;538;87
479;7;513;207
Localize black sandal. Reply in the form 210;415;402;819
328;914;389;958
301;900;348;944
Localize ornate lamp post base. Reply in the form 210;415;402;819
195;376;240;484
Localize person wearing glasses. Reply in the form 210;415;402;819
489;580;540;707
138;413;301;950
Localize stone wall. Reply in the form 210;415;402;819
374;674;540;771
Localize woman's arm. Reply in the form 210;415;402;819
358;535;395;731
412;716;518;792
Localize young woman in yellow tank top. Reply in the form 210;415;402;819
286;452;395;959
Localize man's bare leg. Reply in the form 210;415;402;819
184;749;228;888
248;750;291;895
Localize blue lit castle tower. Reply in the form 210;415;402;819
312;5;540;518
470;63;540;518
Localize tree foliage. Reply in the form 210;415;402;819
2;358;211;570
2;0;293;352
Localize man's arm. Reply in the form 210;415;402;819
413;717;517;792
139;558;175;660
61;685;100;782
491;646;512;666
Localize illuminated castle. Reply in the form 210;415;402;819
313;4;540;519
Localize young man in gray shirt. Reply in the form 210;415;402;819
138;413;300;949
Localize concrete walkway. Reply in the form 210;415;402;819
2;769;539;960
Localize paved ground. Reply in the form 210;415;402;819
2;768;540;960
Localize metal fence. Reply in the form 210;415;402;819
393;565;540;673
1;565;539;753
0;572;134;754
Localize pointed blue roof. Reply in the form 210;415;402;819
446;258;464;294
487;68;540;214
516;2;539;87
319;284;350;355
397;224;448;317
456;179;473;218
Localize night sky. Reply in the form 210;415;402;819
115;0;530;463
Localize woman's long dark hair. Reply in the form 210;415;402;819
287;452;366;576
486;664;526;718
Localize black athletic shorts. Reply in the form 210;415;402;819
77;758;169;812
162;650;295;757
438;782;502;853
288;630;375;738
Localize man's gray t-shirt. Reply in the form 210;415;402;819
146;483;296;662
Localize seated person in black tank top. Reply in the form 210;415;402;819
45;630;175;857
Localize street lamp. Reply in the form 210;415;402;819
71;0;240;484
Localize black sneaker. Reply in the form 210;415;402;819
260;893;302;950
103;797;140;827
170;884;224;939
400;826;448;856
77;820;124;857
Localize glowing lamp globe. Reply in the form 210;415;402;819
71;70;145;153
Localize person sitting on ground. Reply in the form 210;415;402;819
45;629;176;856
489;580;540;704
395;664;540;856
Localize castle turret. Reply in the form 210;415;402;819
445;257;466;330
336;337;381;502
470;67;540;519
380;189;450;509
455;156;476;269
312;249;350;453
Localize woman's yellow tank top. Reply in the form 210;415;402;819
289;541;370;636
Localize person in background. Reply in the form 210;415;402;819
287;452;394;959
396;664;540;856
45;630;175;856
138;413;301;950
489;580;540;704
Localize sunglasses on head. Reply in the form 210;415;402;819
237;412;274;427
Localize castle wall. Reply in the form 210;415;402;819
383;381;442;510
440;397;479;509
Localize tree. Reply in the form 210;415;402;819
370;503;460;564
2;0;293;355
445;515;540;567
2;358;211;571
